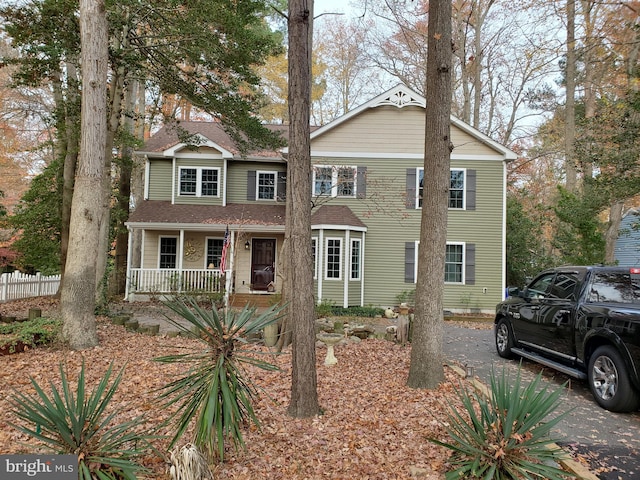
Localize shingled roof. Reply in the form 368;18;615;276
127;201;366;230
140;121;292;158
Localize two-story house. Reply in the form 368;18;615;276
125;84;517;313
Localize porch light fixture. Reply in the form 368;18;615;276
245;241;251;250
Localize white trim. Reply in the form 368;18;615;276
412;241;467;285
125;222;286;233
255;170;279;201
444;242;466;285
171;158;176;204
350;238;362;281
177;166;221;198
144;156;150;200
416;167;468;210
343;230;350;307
325;237;342;281
501;162;508;300
312;164;357;198
309;151;509;161
312;237;318;280
205;236;225;269
317;230;324;301
158;235;179;269
311;224;367;233
163;134;234;158
295;84;517;161
222;158;228;206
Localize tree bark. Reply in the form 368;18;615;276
286;0;319;418
407;0;452;389
605;201;624;264
61;0;108;350
565;0;578;192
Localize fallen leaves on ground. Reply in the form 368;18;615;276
0;299;470;479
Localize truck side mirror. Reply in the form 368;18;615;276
507;287;520;298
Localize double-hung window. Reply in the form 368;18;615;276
313;165;356;198
405;241;472;285
350;239;361;280
311;238;318;279
159;237;178;269
206;238;224;269
445;243;464;283
416;168;467;209
179;167;219;197
325;238;342;279
257;171;277;200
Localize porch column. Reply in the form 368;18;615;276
124;227;133;301
223;230;235;310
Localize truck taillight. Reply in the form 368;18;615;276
630;268;640;274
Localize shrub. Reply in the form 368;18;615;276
0;317;61;353
155;295;285;461
431;366;576;479
10;362;154;480
315;299;335;318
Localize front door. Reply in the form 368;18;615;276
251;238;276;291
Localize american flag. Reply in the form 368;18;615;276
219;226;230;273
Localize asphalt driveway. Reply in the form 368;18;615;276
443;323;640;480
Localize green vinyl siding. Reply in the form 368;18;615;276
173;158;224;205
148;160;173;200
311;155;504;311
226;161;287;204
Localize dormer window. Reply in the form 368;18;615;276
179;167;220;197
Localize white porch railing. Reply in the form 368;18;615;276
127;268;224;295
0;271;61;302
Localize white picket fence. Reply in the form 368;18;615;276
0;271;61;302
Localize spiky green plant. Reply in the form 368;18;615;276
431;366;577;479
10;362;154;480
155;296;285;462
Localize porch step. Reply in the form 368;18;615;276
229;293;277;309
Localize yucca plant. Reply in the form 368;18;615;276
155;296;285;462
10;361;154;480
431;366;578;479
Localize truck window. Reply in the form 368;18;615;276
588;272;640;303
549;272;578;299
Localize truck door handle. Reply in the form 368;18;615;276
531;306;540;311
559;309;571;315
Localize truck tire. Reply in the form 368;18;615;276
495;318;515;359
588;345;640;413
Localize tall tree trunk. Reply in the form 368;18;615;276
52;62;80;297
605;201;624;264
61;0;108;350
110;80;136;297
286;0;319;418
407;0;452;389
565;0;578;192
96;63;125;302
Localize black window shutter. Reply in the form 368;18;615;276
405;242;416;283
465;243;475;285
356;166;367;199
247;170;256;200
466;169;476;210
277;171;287;201
406;169;416;209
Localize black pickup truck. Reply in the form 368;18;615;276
494;266;640;412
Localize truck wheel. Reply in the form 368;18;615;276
495;319;515;359
588;345;640;413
